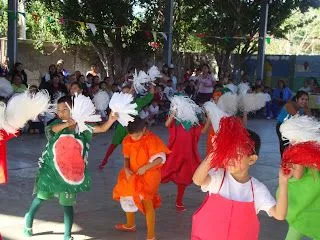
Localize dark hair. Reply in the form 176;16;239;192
293;90;309;102
57;95;72;106
278;79;286;88
99;81;107;88
247;129;261;155
127;117;146;134
11;73;22;81
29;85;39;91
71;82;82;89
87;73;93;78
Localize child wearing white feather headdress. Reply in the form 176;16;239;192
24;95;118;240
161;94;204;211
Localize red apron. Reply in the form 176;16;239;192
191;171;260;240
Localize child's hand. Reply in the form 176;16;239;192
109;111;119;123
124;167;133;180
137;165;148;175
279;168;293;184
66;119;76;127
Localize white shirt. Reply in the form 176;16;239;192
149;105;159;115
139;110;149;119
201;169;276;215
164;86;175;100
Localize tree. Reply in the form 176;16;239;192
25;0;154;77
0;0;8;38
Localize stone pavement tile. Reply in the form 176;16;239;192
0;119;311;240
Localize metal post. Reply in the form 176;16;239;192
256;0;269;81
163;0;174;65
7;0;18;71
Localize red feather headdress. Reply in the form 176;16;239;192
282;141;320;173
209;116;255;168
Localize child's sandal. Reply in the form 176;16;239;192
114;223;137;232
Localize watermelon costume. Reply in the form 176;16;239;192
99;93;153;169
36;119;92;194
24;120;93;240
285;168;320;239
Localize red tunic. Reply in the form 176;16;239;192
161;120;202;185
0;130;17;184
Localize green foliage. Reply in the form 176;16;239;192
0;0;8;38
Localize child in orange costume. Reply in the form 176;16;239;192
113;117;170;240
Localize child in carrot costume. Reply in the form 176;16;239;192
113;117;170;240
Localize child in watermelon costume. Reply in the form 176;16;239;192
113;117;170;240
98;85;154;170
24;96;118;240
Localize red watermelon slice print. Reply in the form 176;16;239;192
53;134;85;185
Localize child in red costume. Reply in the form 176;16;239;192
192;117;291;240
0;130;18;184
161;112;202;211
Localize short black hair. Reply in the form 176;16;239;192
127;117;146;134
247;129;261;155
70;82;82;89
57;95;72;107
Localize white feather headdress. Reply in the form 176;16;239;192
147;65;161;81
109;92;138;126
217;92;238;115
0;89;51;133
67;94;101;133
170;95;203;125
132;66;161;94
93;91;110;111
238;93;268;112
238;82;250;95
204;101;229;132
280;115;320;144
224;83;238;94
0;78;13;98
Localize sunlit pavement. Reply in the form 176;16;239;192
0;119;308;240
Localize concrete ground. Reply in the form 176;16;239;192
0;119;306;240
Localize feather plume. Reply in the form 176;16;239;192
109;92;138;126
280;115;320;144
69;94;101;133
132;70;152;94
147;65;161;81
2;89;51;133
204;101;229;132
217;92;238;115
282;141;320;171
208;116;255;169
238;82;250;95
170;95;203;126
93;91;110;111
0;78;13;98
224;83;238;94
238;93;267;112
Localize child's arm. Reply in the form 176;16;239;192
93;112;118;133
201;117;211;134
52;119;75;133
124;157;133;180
193;154;212;187
165;113;175;128
136;158;163;175
269;169;292;220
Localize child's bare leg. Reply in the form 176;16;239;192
143;200;155;239
125;212;135;228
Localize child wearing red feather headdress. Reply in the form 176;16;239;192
191;117;291;240
278;115;320;240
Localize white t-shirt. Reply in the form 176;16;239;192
201;169;276;215
139;110;149;119
164;86;175;100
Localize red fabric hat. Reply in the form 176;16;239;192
209;116;254;168
282;141;320;173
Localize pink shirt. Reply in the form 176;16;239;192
198;74;214;94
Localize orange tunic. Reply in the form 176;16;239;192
113;131;170;214
206;126;215;155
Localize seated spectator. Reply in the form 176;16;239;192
56;59;69;79
28;85;45;134
164;79;175;100
42;64;57;83
13;62;27;85
41;74;68;102
99;81;108;91
69;82;83;96
93;75;101;85
111;83;120;93
185;80;197;100
149;100;160;125
91;84;100;96
184;68;192;81
86;64;101;79
12;74;27;94
271;80;292;118
176;82;185;95
86;73;93;88
0;59;9;77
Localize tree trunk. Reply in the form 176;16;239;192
215;50;232;79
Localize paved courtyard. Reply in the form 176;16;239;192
0;119;306;240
